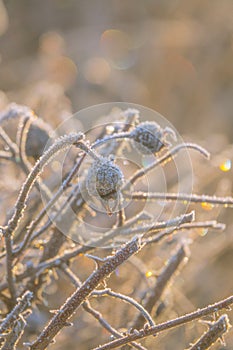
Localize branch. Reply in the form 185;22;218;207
93;289;155;327
16;113;55;204
132;245;187;330
0;218;223;296
123;143;210;187
4;132;84;238
118;211;195;237
93;295;233;350
188;314;231;350
4;235;16;303
28;237;144;349
143;220;225;245
0;316;27;350
60;264;146;350
0;291;33;335
14;155;85;257
129;192;233;208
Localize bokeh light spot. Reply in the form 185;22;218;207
100;29;136;70
201;202;214;211
84;57;111;85
145;271;153;278
219;159;231;172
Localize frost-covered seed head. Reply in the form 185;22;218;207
131;121;165;155
26;118;54;160
86;157;124;200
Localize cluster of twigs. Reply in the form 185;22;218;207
0;104;232;349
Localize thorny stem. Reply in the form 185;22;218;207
93;295;233;350
82;305;147;350
60;264;146;350
28;237;144;350
188;314;231;350
143;218;223;238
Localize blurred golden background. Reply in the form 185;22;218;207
0;0;233;138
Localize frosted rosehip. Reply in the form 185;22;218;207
26;118;54;160
131;121;176;155
86;157;124;200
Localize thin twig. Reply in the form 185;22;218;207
4;133;84;238
0;291;33;335
92;131;132;149
0;126;18;157
129;191;233;208
0;245;90;294
87;211;194;248
116;197;126;227
143;220;225;246
4;235;16;303
0;218;224;295
93;289;155;327
117;211;195;237
123;143;210;188
13;155;85;257
16;113;54;204
92;295;233;350
0;103;32;125
16;113;34;174
132;245;187;330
